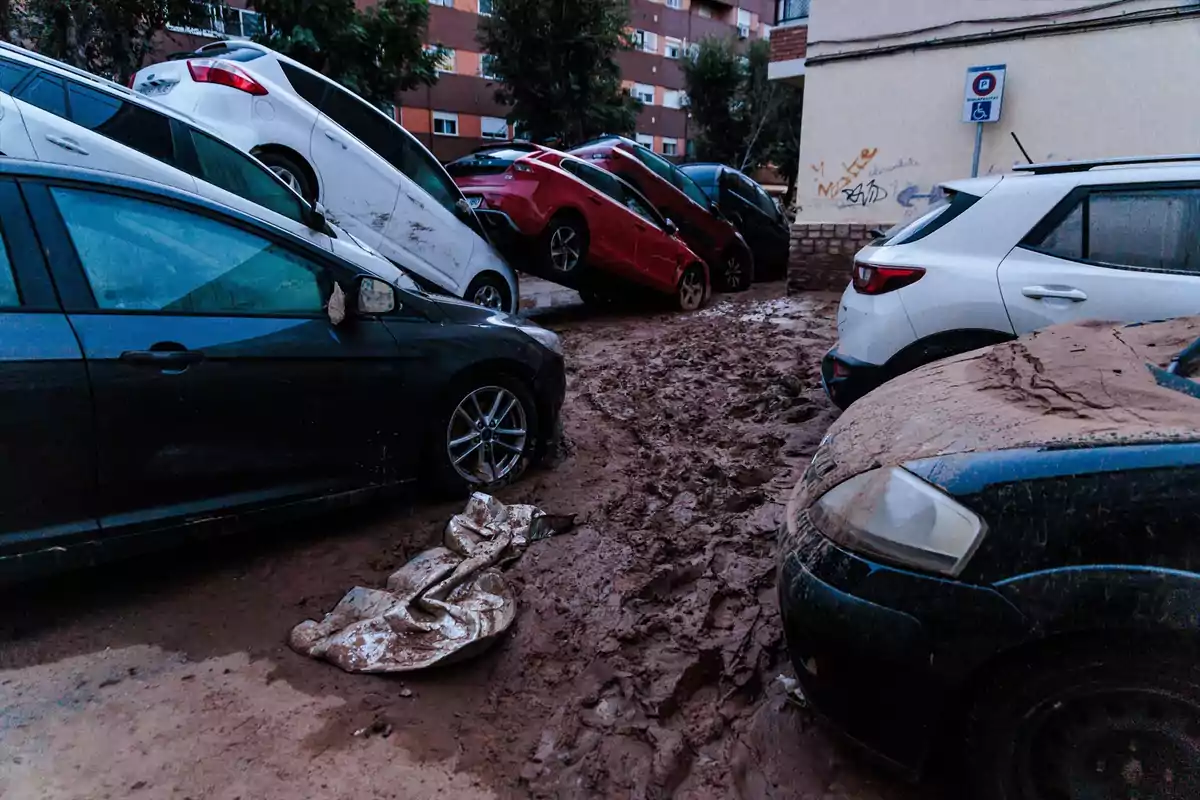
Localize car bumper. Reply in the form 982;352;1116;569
777;509;1026;774
820;347;885;409
533;353;567;453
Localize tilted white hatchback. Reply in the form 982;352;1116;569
133;41;518;312
825;155;1200;408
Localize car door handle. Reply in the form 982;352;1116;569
323;129;347;149
1022;285;1088;302
45;134;88;155
120;348;205;368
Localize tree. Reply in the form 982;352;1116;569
251;0;442;110
478;0;640;146
682;37;783;172
765;83;803;206
15;0;210;83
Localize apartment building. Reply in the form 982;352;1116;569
160;0;784;163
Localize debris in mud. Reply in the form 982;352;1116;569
289;494;574;673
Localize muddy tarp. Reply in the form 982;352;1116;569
289;494;572;673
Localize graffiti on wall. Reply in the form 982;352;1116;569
812;147;879;199
896;184;946;209
841;179;889;207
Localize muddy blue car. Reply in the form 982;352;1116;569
779;316;1200;799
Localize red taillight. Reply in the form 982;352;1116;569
126;73;136;89
187;59;268;96
852;262;925;295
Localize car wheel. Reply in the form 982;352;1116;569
543;214;588;275
716;246;751;293
257;151;316;202
675;264;707;312
962;642;1200;800
434;374;541;493
465;273;513;313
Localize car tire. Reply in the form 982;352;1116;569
961;640;1200;800
257;151;316;203
465;273;514;313
542;213;589;276
431;373;541;494
715;246;751;293
675;264;707;312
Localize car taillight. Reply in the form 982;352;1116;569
852;263;925;295
126;73;136;89
187;59;268;96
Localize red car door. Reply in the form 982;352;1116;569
615;188;681;293
555;159;640;279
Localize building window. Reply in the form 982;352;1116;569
663;89;682;109
480;53;499;79
478;0;493;14
430;0;453;6
696;4;712;18
666;0;682;8
737;8;752;26
437;48;456;73
482;115;508;140
514;122;531;142
167;4;263;40
635;133;654;148
433;111;459;136
633;29;659;54
661;138;678;157
631;83;655;104
776;0;810;23
664;37;682;59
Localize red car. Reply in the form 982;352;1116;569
568;136;753;293
448;144;710;311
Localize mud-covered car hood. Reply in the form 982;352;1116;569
799;316;1200;506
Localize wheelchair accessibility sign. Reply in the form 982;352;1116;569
962;64;1005;123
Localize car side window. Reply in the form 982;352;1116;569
1088;190;1200;272
673;167;712;208
52;187;330;314
629;143;676;185
278;62;329;109
619;188;658;226
0;229;18;307
66;82;176;165
321;86;399;164
188;128;307;225
752;182;779;218
1033;200;1084;260
397;134;461;215
17;72;67;116
0;57;31;93
574;162;624;202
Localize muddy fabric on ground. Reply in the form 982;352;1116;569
804;316;1200;503
290;494;546;673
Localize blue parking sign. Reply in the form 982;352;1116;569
971;101;992;122
963;64;1006;123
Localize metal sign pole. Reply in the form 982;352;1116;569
971;121;983;178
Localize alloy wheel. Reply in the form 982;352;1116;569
472;283;505;310
1016;687;1200;799
723;253;746;291
269;165;304;195
679;269;705;311
446;386;529;484
549;226;581;272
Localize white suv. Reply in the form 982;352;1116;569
133;41;518;312
0;42;400;283
825;155;1200;408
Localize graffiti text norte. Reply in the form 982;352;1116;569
814;147;879;198
841;179;889;207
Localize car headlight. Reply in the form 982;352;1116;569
810;467;986;576
517;323;562;355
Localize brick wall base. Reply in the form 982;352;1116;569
786;222;895;294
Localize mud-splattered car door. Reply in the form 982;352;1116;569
307;85;403;253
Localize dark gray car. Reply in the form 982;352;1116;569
0;160;564;580
680;163;790;281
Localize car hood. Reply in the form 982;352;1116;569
801;316;1200;505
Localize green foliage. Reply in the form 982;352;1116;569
14;0;210;82
478;0;640;146
682;36;802;181
251;0;442;110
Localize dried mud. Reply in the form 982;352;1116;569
0;286;913;800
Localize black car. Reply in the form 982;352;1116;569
0;160;564;580
679;163;789;281
779;316;1200;799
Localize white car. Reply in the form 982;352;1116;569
132;41;519;312
0;42;400;282
826;155;1200;408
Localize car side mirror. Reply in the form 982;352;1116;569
455;197;474;216
664;219;678;236
357;276;396;315
302;202;327;232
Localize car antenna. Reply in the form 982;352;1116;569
1011;132;1034;165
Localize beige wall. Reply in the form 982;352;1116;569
807;0;1190;57
796;17;1200;225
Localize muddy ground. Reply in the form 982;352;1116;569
0;284;918;800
